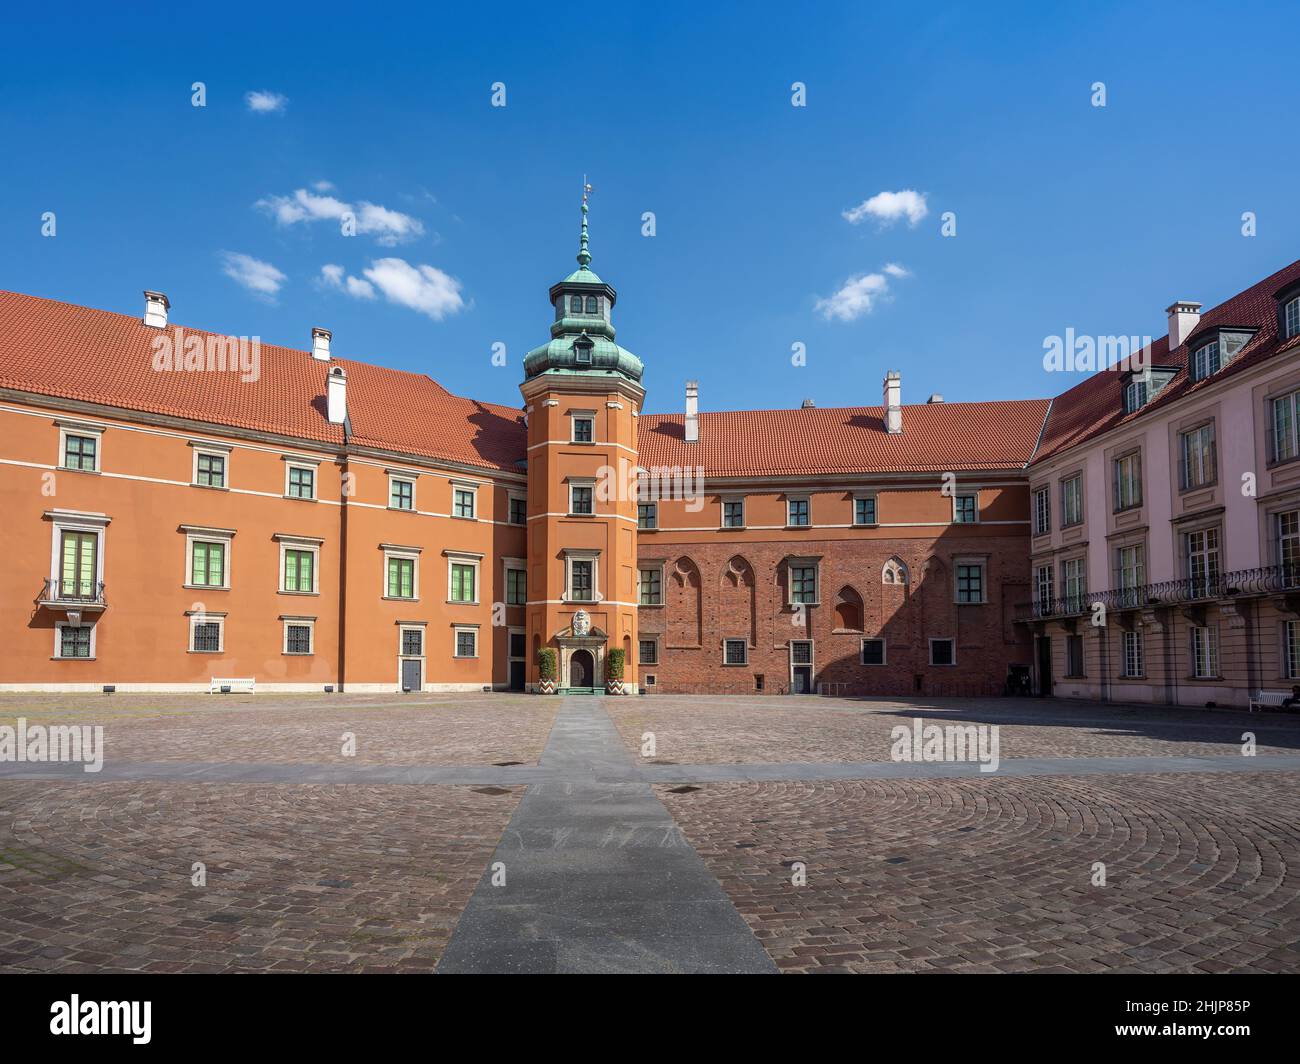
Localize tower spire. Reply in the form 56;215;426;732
577;176;592;269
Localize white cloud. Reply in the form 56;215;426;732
245;90;288;114
312;180;335;192
814;265;910;322
842;189;929;228
256;187;425;245
362;258;463;319
320;263;376;300
220;252;287;300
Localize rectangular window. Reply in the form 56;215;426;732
1034;564;1054;616
506;568;527;606
639;567;662;605
287;465;315;499
956;563;984;603
953;494;978;523
387;557;415;599
570;484;594;515
1277;511;1300;585
285;624;312;655
1115;545;1145;607
1271;391;1299;463
1185;527;1220;597
638;502;657;529
722;499;745;528
1032;487;1051;535
1286;296;1300;340
724;639;748;665
63;433;97;471
1065;634;1084;677
570;560;593;602
572;416;594;443
1190;626;1219;679
854;497;877;526
195;452;226;488
191;541;226;588
790;564;817;604
1190;340;1221;382
59;530;98;599
791;640;813;665
1061;475;1083;527
639;639;658;666
929;638;955;666
449;562;476;603
454;629;477;658
1179;423;1217;490
509;496;527;525
1122;630;1144;678
58;625;92;659
283;548;315;593
191;621;221;653
401;628;423;657
389;477;414;510
861;638;885;665
453;488;475;519
1061;557;1085;612
787;498;810;526
1286;621;1300;679
1113;452;1142;511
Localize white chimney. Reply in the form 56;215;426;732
327;366;347;425
927;393;944;404
684;380;699;443
1166;300;1202;350
143;291;169;328
312;326;332;361
801;398;816;409
883;370;902;434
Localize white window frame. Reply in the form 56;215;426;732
1179;422;1217;490
1122;629;1143;678
568;478;596;516
397;624;426;691
282;618;315;656
57;421;104;473
721;496;746;529
852;493;878;527
1061;556;1085;612
388;474;416;511
786;495;811;527
191;443;231;489
48;511;109;592
1113;451;1142;511
570;411;596;444
1032;486;1051;535
1190;625;1219;679
450;481;478;520
723;638;749;666
1285;620;1300;680
787;558;820;606
445;550;483;606
283;458;319;501
638;563;664;606
1123;377;1148;414
1190;339;1220;382
1286;296;1300;341
1034;564;1054;614
53;620;96;660
452;624;479;659
277;536;322;595
928;637;956;667
183;526;235;591
861;637;886;666
1061;474;1083;527
382;545;421;601
563;549;601;603
188;613;225;654
1270;389;1300;464
952;493;979;524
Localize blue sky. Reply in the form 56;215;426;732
1;0;1297;416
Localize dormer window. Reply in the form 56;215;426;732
574;333;594;365
1285;295;1300;340
1189;339;1220;382
1123;376;1148;415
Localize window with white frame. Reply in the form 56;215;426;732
789;562;818;605
1270;389;1300;464
193;447;228;488
569;479;594;515
639;566;663;605
453;626;478;658
638;502;657;529
384;549;419;599
452;485;476;519
49;515;106;601
929;638;955;666
1277;511;1300;584
280;541;320;594
639;638;658;665
1189;339;1221;382
955;562;985;604
571;414;594;443
853;496;877;526
787;497;810;526
400;626;424;658
1061;475;1083;527
564;551;599;602
1122;629;1143;678
1061;557;1085;612
189;615;224;653
1113;451;1142;511
389;475;415;511
1286;296;1300;340
190;539;228;589
1184;527;1220;595
722;498;745;528
861;638;885;665
1115;544;1145;607
1123;376;1149;415
723;639;748;665
1286;620;1300;679
60;428;101;471
285;462;316;500
1032;486;1050;535
1190;625;1219;678
953;494;978;523
1179;422;1217;490
283;619;314;655
446;553;480;604
1034;564;1054;616
55;622;94;659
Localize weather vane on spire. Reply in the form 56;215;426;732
577;175;593;268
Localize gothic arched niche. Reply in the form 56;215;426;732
834;585;864;632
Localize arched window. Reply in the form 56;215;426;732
585;295;598;314
882;558;909;585
570;294;583;313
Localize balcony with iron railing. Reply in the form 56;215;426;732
37;578;108;609
1014;564;1300;623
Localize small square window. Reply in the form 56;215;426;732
787;498;810;526
453;488;476;519
390;478;414;510
570;485;594;515
929;638;955;666
63;433;97;471
724;639;748;665
638;502;657;529
287;465;315;500
58;625;92;659
285;624;313;655
861;638;885;665
723;500;745;527
573;416;594;443
401;628;423;656
791;641;813;665
196;452;226;488
639;639;658;665
854;497;876;526
953;495;978;523
191;621;222;653
455;630;477;658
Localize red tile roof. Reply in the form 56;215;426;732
1032;258;1300;464
639;398;1052;477
0;290;527;474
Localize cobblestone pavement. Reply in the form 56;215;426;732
0;780;521;973
0;692;558;766
659;771;1300;973
607;695;1300;763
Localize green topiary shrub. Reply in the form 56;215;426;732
537;647;558;681
606;648;625;680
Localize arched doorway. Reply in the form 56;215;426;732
570;649;594;689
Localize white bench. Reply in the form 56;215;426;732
210;677;256;694
1248;689;1291;713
